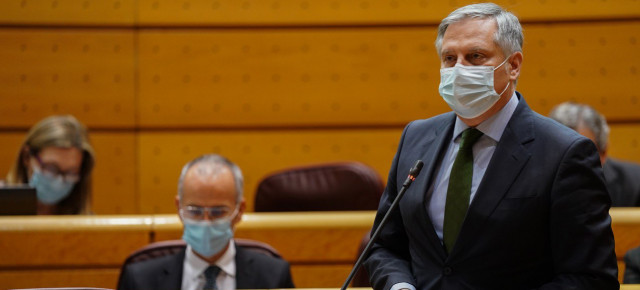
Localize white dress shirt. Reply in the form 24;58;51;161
182;240;237;290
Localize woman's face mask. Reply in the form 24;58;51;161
29;166;75;205
27;148;82;205
438;57;511;119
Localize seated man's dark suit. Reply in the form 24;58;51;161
118;243;295;290
624;246;640;283
604;158;640;207
364;94;618;290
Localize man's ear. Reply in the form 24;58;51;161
600;148;608;167
232;199;246;228
508;51;523;82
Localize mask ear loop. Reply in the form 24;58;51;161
493;55;510;71
494;54;512;97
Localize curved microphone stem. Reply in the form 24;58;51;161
340;160;424;290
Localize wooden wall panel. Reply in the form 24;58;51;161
519;21;640;122
138;28;443;127
609;124;640;164
0;133;25;180
0;29;136;128
0;0;638;217
138;22;639;128
0;0;135;25
138;130;401;213
136;0;640;25
90;133;137;214
1;0;638;26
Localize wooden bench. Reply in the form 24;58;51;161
1;209;639;288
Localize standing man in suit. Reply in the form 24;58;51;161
118;154;295;290
549;101;640;207
363;3;618;290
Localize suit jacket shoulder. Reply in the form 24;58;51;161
235;246;295;289
604;158;640;206
117;244;295;290
117;249;185;290
625;246;640;283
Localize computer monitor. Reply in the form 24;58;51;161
0;185;37;215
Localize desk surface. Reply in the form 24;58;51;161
1;209;640;289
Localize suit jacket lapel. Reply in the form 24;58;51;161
451;97;535;257
406;113;456;260
234;245;254;289
159;249;186;289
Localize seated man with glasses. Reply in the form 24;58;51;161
118;154;295;290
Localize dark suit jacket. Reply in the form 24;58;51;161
604;158;640;207
623;246;640;283
117;243;295;290
364;93;618;290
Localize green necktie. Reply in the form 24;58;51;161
443;128;483;254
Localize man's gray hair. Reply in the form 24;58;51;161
435;3;524;57
549;102;610;152
177;154;244;203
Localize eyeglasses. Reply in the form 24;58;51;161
32;153;81;183
180;205;237;221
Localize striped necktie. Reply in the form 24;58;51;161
203;265;220;290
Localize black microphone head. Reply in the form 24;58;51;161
409;160;424;177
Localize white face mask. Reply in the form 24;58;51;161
438;58;510;119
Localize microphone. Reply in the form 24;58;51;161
340;160;424;290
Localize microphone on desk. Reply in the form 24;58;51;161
340;160;424;290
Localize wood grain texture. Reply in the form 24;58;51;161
0;29;136;128
137;130;400;213
0;268;120;289
0;209;639;286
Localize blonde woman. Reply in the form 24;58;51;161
5;115;95;215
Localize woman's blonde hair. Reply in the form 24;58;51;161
6;115;95;214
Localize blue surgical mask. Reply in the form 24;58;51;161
29;167;75;205
181;209;237;258
439;57;510;119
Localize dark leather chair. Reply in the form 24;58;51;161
117;239;282;287
351;230;372;287
121;239;282;266
254;162;385;212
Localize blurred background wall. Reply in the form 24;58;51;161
0;0;639;214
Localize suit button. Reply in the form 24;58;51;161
443;266;452;275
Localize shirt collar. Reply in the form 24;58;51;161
452;91;519;142
184;240;237;281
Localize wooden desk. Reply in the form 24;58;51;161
0;212;374;289
0;215;151;289
1;209;639;288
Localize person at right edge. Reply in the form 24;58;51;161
363;3;618;290
549;102;640;207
